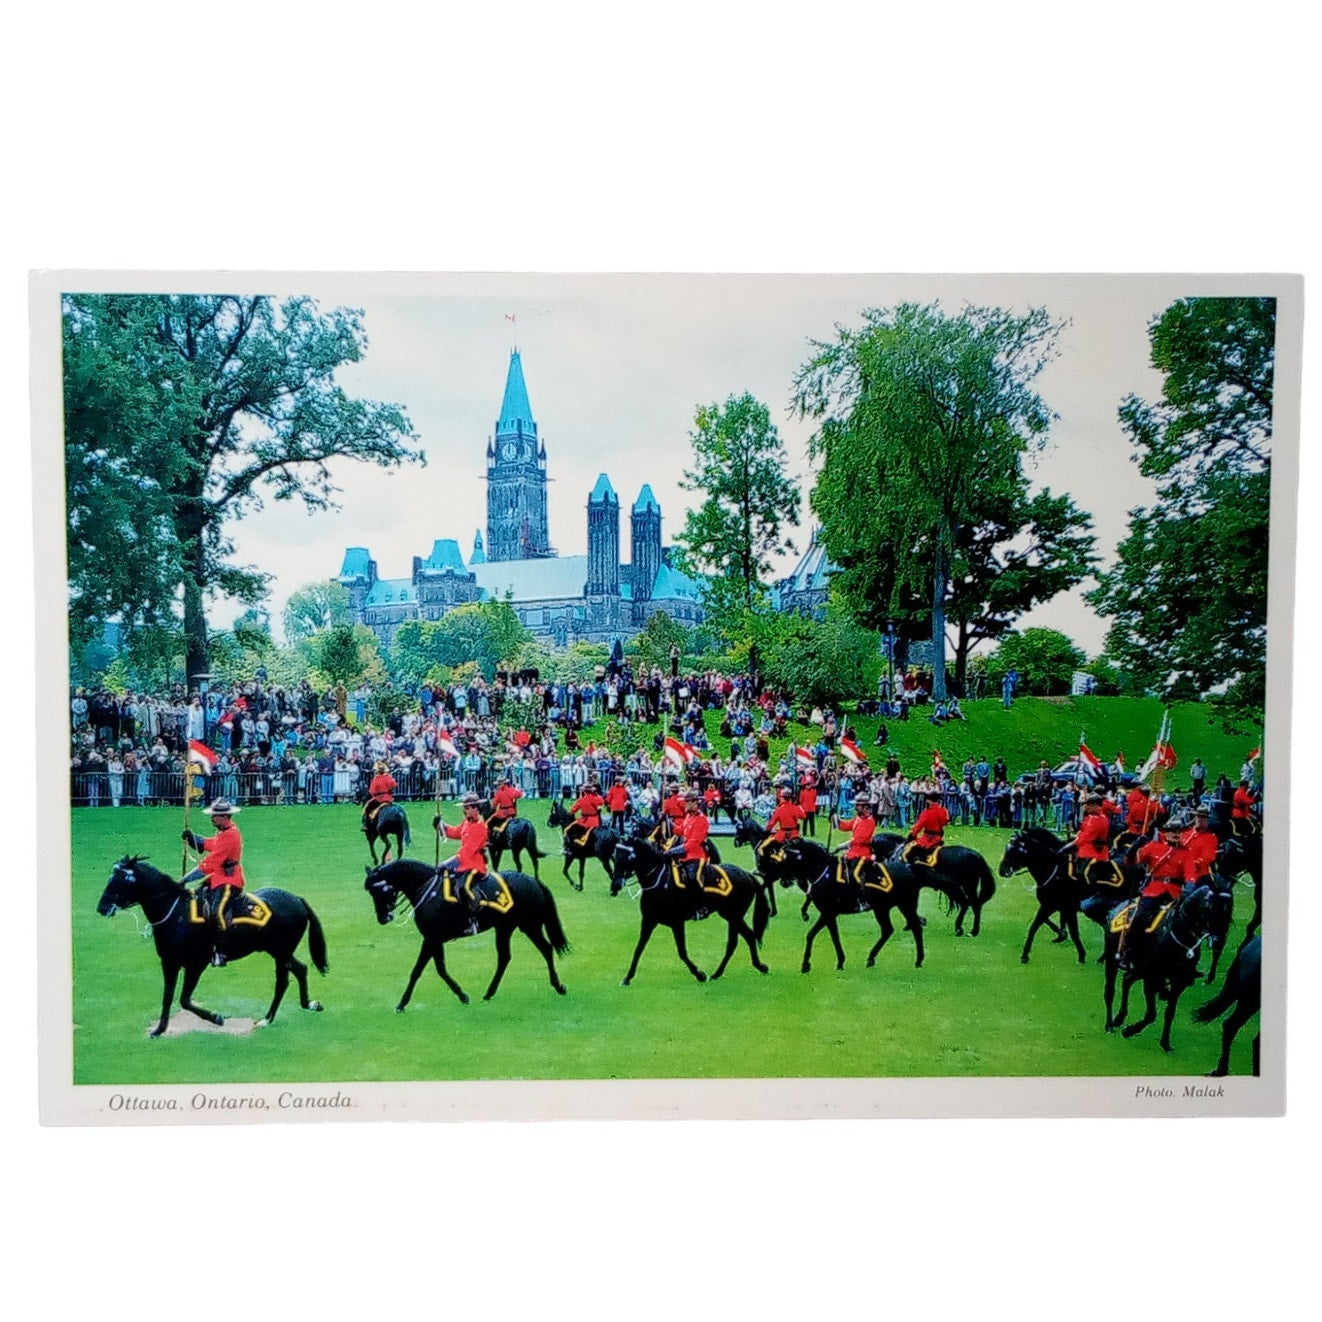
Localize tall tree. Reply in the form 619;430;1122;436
984;627;1086;697
673;392;801;621
945;488;1097;688
792;303;1064;700
282;580;353;645
1087;297;1274;722
63;294;422;680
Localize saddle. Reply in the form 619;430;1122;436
1108;899;1172;937
440;868;514;915
189;888;272;930
902;841;942;869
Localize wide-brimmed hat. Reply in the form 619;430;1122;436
202;798;239;816
461;794;481;808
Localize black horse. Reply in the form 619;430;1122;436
731;814;784;916
1218;832;1263;941
1194;934;1261;1077
872;832;996;937
1101;883;1220;1053
547;797;620;891
365;802;411;865
475;803;547;880
97;856;328;1037
779;837;964;971
364;858;570;1008
611;836;770;985
998;827;1141;965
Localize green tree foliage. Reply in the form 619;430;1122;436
62;294;422;680
631;609;692;673
673;393;801;620
792;303;1066;700
984;627;1086;696
945;489;1097;689
1087;297;1274;722
315;624;367;687
759;604;880;710
282;581;352;645
425;602;528;682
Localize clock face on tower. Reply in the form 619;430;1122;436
501;440;517;461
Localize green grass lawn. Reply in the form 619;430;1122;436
69;785;1258;1087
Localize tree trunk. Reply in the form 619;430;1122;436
931;533;949;701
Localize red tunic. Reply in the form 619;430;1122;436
1232;788;1257;820
1073;811;1111;862
605;783;629;814
491;784;523;819
766;801;805;843
910;803;949;849
1135;840;1196;900
197;822;246;890
838;813;876;859
1181;825;1220;880
1125;790;1154;832
443;817;489;874
662;792;687;831
368;773;396;803
572;792;605;830
679;811;710;863
799;786;818;814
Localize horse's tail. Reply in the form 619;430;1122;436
303;902;330;976
752;876;771;945
402;817;412;846
970;855;997;908
1193;976;1237;1024
537;881;572;956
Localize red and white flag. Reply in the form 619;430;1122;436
839;736;868;767
1247;747;1261;765
187;740;217;773
931;750;946;774
438;733;459;760
1113;751;1126;776
663;736;696;769
793;745;816;770
1078;738;1102;775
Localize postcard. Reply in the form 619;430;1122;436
33;271;1301;1123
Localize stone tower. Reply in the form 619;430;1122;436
585;473;620;598
630;484;662;624
486;350;550;562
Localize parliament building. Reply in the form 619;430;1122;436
337;350;706;649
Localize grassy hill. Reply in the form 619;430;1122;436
694;694;1257;789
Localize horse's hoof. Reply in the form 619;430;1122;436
621;978;632;987
395;1005;407;1014
459;994;471;1005
213;1015;226;1026
756;963;768;975
1020;955;1030;964
694;971;707;983
1122;1024;1142;1038
555;984;567;995
866;956;876;968
255;1018;270;1029
149;1028;164;1039
801;964;811;974
1076;954;1086;964
308;1002;324;1012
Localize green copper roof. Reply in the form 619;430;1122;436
496;350;537;438
633;484;659;513
590;473;617;504
339;547;372;580
421;539;468;574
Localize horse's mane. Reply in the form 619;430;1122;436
1019;826;1065;849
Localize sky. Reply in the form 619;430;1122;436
204;271;1251;656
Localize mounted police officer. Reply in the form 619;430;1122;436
903;787;949;867
362;759;396;832
1118;815;1198;968
834;794;877;885
664;788;710;895
181;797;245;966
433;794;489;932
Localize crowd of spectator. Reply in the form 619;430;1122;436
69;671;1258;833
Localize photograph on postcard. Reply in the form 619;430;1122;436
33;272;1299;1122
